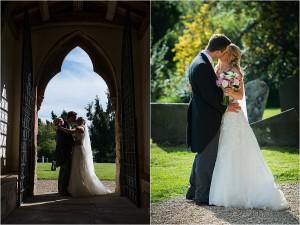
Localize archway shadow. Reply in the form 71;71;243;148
4;193;149;224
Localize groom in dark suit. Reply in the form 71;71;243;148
54;111;77;196
186;34;240;205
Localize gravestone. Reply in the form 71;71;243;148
279;76;299;113
245;79;269;123
51;161;57;171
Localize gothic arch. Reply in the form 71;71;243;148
33;30;122;194
36;30;118;110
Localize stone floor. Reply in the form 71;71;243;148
3;180;149;224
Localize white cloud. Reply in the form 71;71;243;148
62;47;93;70
38;47;109;122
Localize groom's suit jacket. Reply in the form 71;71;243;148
55;121;74;166
187;52;227;153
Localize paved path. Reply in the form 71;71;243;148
36;180;116;194
151;183;299;224
4;180;149;224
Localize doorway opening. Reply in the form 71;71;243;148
36;46;117;196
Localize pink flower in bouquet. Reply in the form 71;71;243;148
233;78;240;86
216;71;241;105
216;79;223;86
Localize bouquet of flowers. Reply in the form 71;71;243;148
216;71;241;105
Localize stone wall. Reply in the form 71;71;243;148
151;103;188;145
251;108;299;147
1;174;18;221
151;103;299;148
1;22;22;173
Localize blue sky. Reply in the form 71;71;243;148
38;47;108;122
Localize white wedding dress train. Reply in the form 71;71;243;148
209;98;288;210
68;125;111;197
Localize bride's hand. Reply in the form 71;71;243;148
225;87;243;100
226;102;241;112
224;87;234;97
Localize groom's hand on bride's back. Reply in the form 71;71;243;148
226;102;241;113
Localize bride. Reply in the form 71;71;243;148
58;117;111;197
209;44;288;210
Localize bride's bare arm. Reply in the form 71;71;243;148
58;126;85;133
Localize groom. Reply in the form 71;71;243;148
55;111;77;196
186;34;240;205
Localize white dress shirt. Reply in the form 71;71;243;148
201;50;214;68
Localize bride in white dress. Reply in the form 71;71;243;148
209;44;288;210
59;117;111;197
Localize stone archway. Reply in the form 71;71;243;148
33;30;122;195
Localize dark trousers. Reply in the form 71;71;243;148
186;130;220;203
58;157;72;195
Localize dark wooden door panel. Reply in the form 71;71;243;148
120;11;140;206
18;9;34;204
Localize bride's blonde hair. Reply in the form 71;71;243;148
216;43;243;76
226;43;241;67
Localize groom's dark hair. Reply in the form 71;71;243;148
67;111;77;119
207;34;231;52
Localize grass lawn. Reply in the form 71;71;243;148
37;163;116;181
263;108;281;120
151;143;299;203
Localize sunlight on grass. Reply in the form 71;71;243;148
263;108;281;120
37;163;116;181
151;143;299;203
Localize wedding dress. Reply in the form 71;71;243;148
209;81;288;210
68;124;111;197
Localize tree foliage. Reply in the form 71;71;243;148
173;3;222;76
86;93;115;163
37;118;56;161
152;1;299;106
38;110;69;161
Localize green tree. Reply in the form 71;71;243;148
151;1;200;102
86;93;115;162
37;118;56;161
50;110;68;120
152;1;299;106
240;1;299;106
51;111;57;120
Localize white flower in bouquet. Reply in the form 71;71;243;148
233;78;240;86
221;80;229;88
